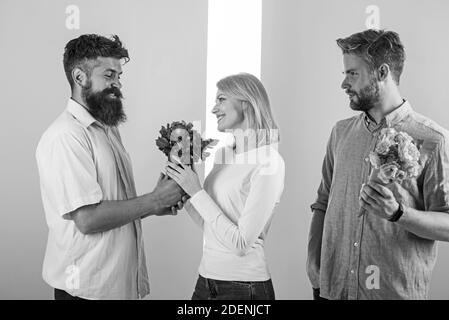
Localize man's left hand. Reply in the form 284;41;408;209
359;181;399;220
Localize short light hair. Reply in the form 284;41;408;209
336;29;405;84
217;73;279;146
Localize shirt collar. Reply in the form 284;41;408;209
384;99;412;126
66;98;101;128
363;99;412;129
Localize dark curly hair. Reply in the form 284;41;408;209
63;34;129;89
336;29;405;85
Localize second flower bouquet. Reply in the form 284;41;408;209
368;127;421;185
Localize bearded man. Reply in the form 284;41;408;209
307;29;449;300
36;34;184;300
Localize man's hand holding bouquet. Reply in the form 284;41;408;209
360;127;422;219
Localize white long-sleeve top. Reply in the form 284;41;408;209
185;144;285;281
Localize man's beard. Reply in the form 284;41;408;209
81;80;126;127
348;79;380;112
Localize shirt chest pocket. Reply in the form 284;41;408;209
334;138;372;180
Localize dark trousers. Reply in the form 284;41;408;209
54;288;87;300
192;275;275;300
313;288;328;300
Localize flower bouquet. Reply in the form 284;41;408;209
155;120;218;165
368;127;421;185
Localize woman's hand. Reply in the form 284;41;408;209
165;161;202;197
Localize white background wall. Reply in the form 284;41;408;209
0;0;448;299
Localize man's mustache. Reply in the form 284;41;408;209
346;90;357;96
102;87;123;99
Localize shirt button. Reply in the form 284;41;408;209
354;242;359;247
350;270;355;274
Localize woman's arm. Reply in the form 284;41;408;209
183;199;204;229
188;161;285;255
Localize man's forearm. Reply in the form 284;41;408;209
72;192;163;234
398;206;449;241
307;209;325;288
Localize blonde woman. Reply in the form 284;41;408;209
166;73;285;300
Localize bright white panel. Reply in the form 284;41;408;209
205;0;262;174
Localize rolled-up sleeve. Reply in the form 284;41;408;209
423;137;449;213
37;132;103;218
310;126;337;214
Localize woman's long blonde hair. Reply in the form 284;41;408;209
217;73;279;147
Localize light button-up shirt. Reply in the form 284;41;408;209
36;98;149;299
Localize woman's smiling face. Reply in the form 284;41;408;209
211;90;246;132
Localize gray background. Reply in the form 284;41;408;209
0;0;448;299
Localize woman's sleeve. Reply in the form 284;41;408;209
189;158;285;255
184;199;204;229
183;147;227;230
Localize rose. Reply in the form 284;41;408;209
376;128;396;154
369;163;400;185
405;163;420;177
399;142;420;165
395;131;413;145
376;140;391;155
